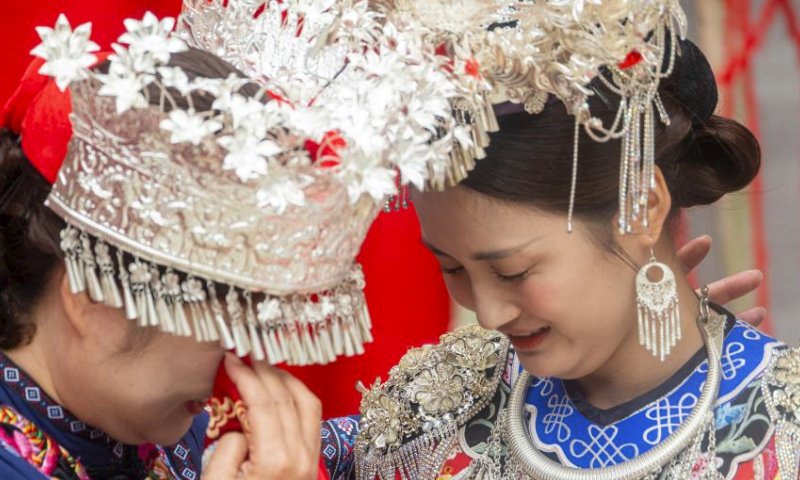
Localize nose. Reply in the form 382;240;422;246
471;282;522;331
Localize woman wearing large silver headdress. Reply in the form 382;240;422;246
0;5;471;478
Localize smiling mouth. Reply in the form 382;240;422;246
507;327;551;352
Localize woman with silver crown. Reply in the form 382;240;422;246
0;6;466;478
278;1;800;479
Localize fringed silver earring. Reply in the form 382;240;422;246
636;239;680;361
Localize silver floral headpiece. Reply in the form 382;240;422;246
177;0;690;233
30;11;465;365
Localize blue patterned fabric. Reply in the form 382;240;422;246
321;415;361;480
523;320;780;469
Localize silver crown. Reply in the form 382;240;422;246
31;11;467;365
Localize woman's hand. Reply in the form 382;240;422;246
204;353;323;480
677;235;766;326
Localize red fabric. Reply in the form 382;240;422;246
0;1;451;419
2;53;110;183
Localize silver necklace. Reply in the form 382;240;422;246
505;293;726;480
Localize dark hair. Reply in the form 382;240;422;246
461;84;761;258
0;48;251;349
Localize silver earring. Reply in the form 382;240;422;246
635;240;680;361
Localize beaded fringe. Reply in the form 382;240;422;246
425;93;498;192
59;225;372;365
356;422;458;480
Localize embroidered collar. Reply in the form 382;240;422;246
523;320;781;469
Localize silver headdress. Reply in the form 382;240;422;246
31;11;467;365
383;0;688;233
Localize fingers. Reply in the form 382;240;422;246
704;269;762;306
676;235;712;275
224;354;285;463
275;369;323;460
203;433;247;480
736;307;767;328
250;361;308;458
224;354;320;480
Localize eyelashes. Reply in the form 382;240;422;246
439;265;532;284
440;265;465;275
492;269;531;283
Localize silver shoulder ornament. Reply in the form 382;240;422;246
354;325;510;480
762;346;800;480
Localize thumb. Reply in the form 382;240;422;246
203;433;248;480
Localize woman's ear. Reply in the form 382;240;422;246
645;166;673;244
611;166;674;260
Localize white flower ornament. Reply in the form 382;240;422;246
160;109;223;145
30;14;100;92
119;12;187;64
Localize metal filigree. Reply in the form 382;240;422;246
355;325;510;480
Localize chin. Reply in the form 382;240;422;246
517;354;575;380
145;412;196;446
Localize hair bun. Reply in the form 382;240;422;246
661;38;719;125
670;115;761;208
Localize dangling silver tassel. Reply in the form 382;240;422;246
165;270;192;337
243;292;265;362
317;322;336;364
257;298;284;365
208;282;235;351
80;234;104;303
349;266;373;345
182;277;209;340
300;300;322;364
342;319;356;357
95;242;122;308
338;292;362;356
185;278;208;342
200;297;219;342
300;324;319;365
283;304;306;365
116;251;138;321
59;226;85;294
150;265;175;334
128;259;153;326
277;325;293;364
320;296;344;356
331;316;345;356
225;288;251;358
262;326;283;365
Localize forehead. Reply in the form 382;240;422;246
412;186;562;249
